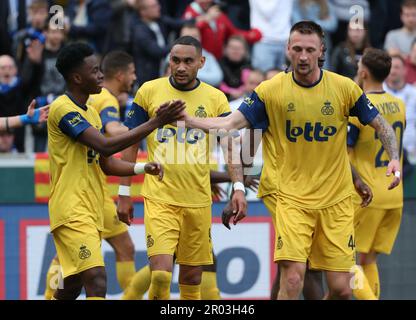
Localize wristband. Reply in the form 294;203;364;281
233;181;245;193
20;108;41;125
118;185;131;196
134;162;146;175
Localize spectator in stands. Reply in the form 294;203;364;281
12;0;49;67
249;0;294;72
368;0;402;49
229;69;264;111
384;0;416;58
183;0;262;60
384;54;416;165
405;39;416;85
107;0;136;51
25;24;66;152
292;0;338;69
130;0;194;87
179;23;223;87
159;0;192;18
66;0;112;55
331;22;370;79
0;52;42;153
0;132;16;153
330;0;370;47
222;0;250;30
219;35;251;100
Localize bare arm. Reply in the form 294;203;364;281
78;119;158;157
369;114;399;161
368;114;401;189
116;142;140;226
99;156;135;176
219;132;247;224
78;100;185;157
0;100;49;131
184;110;250;132
105;121;129;136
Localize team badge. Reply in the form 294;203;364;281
321;101;334;115
195;106;207;118
147;234;154;248
79;245;91;260
277;236;283;250
287;102;296;112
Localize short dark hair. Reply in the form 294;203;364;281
290;20;325;43
361;48;392;82
101;51;134;78
171;36;202;55
29;0;48;10
402;0;416;10
56;43;95;80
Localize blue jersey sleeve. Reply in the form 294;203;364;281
350;93;379;125
237;91;269;131
58;112;92;139
124;102;149;129
347;122;360;147
100;106;120;129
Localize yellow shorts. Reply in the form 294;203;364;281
102;195;128;239
144;198;213;266
274;196;355;272
52;221;104;279
262;193;277;228
354;206;402;255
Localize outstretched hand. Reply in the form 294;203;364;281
155;100;186;126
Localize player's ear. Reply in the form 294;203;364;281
72;72;82;85
199;55;206;69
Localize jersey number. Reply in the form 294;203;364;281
348;235;356;250
87;149;99;164
374;121;403;168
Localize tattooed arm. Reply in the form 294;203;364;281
220;133;247;225
368;114;401;189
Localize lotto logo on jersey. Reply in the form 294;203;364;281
286;120;337;142
156;127;205;144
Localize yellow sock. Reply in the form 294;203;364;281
363;263;380;299
148;271;172;300
201;271;220;300
352;265;377;300
44;257;61;300
50;296;58;300
116;261;136;290
121;265;151;300
179;284;201;300
86;297;105;300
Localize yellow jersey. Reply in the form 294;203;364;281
47;94;105;231
88;87;121;132
348;91;405;209
257;130;278;198
125;77;230;207
238;70;379;209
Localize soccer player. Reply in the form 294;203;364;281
0;99;48;132
117;36;246;300
349;49;406;300
47;43;184;300
180;21;401;300
43;50;143;299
